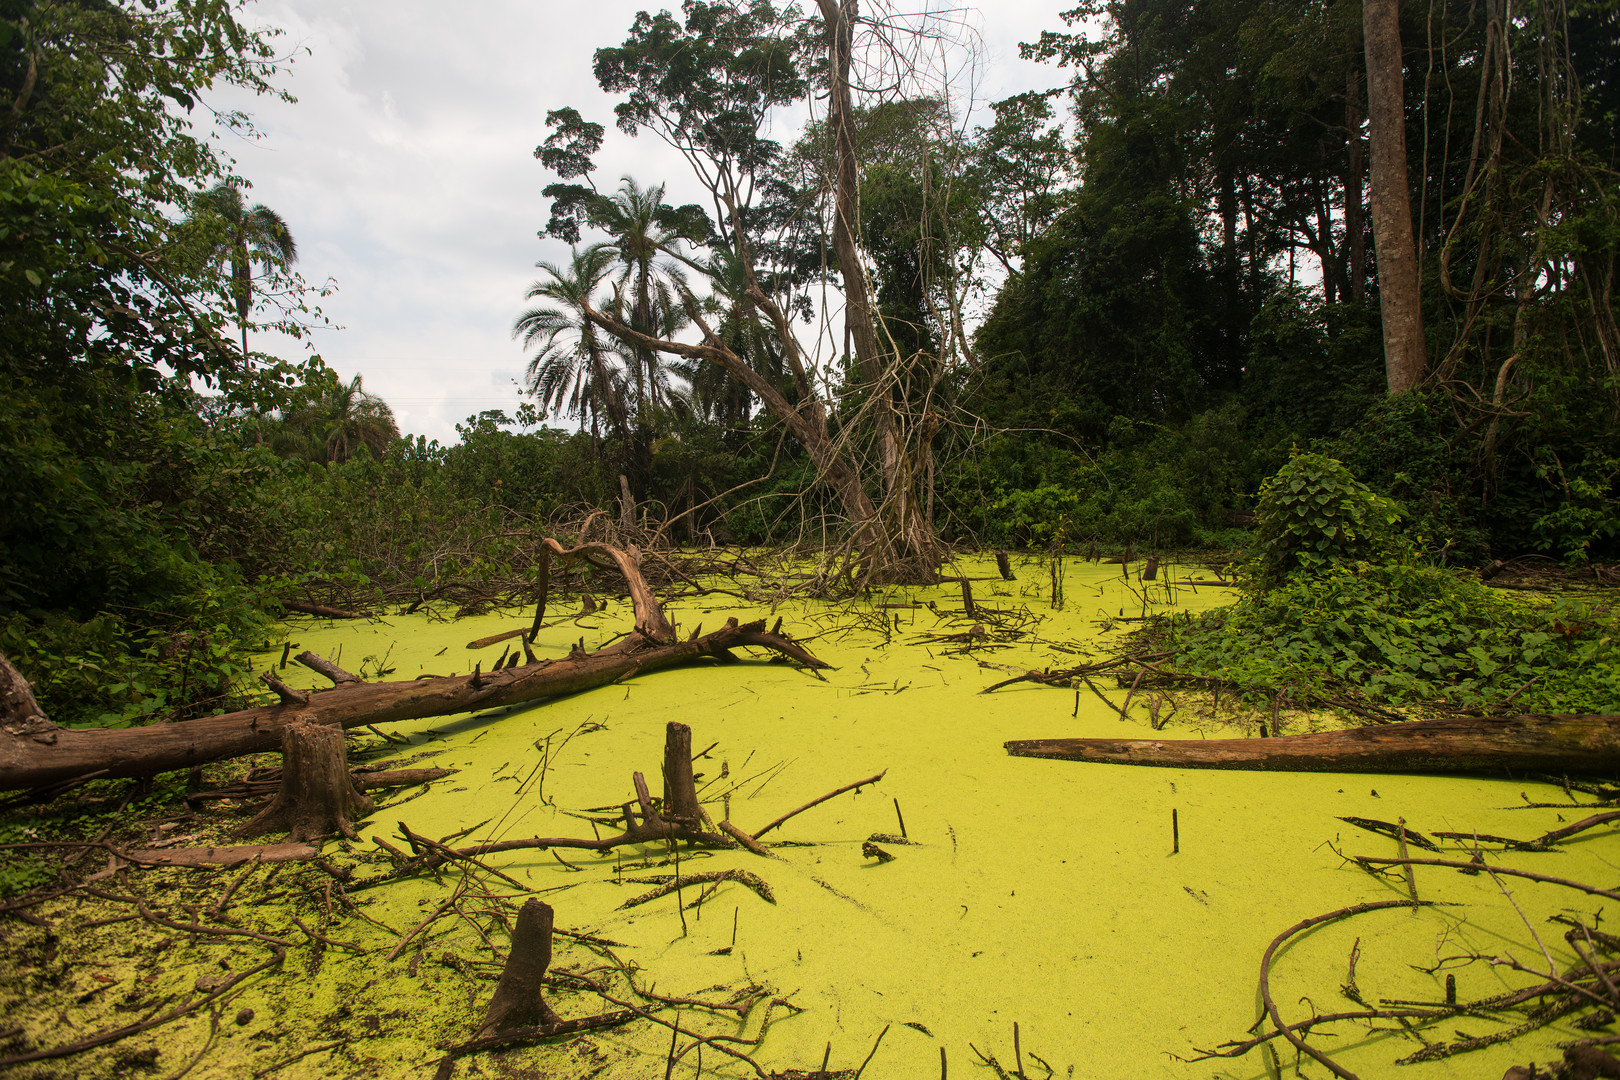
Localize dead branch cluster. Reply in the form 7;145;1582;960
0;534;901;1078
1195;805;1620;1080
0;709;894;1079
279;505;910;622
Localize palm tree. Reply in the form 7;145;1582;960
288;374;399;464
514;244;631;442
591;177;704;424
189;181;299;360
681;247;790;428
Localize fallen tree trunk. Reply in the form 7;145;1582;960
1005;714;1620;774
117;842;320;869
0;618;824;791
281;600;366;620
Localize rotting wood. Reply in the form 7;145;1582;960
385;731;884;871
0;548;828;792
295;651;361;685
477;898;563;1036
466;628;528;650
238;719;374;842
1;840;318;869
281;600;366;620
1;652;50;734
662;721;702;825
718;820;776;858
618;869;776;908
752;771;886;839
190;767;457;802
259;671;308;707
419;722;741;862
1005;714;1620;774
117;842;319;868
534;536;672;643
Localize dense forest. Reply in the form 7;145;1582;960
1;0;1617;731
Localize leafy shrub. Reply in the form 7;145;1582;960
1326;389;1489;562
1168;562;1620;713
0;561;274;728
1530;446;1620;562
1250;452;1403;587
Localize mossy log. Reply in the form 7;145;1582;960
1005;714;1620;774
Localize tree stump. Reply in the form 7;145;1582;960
477;898;562;1038
661;721;702;825
238;718;373;842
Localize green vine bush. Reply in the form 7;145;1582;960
1162;563;1619;715
1150;453;1620;719
1250;451;1404;588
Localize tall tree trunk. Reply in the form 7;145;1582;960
1314;174;1339;305
815;0;937;583
1364;0;1428;393
1345;64;1367;303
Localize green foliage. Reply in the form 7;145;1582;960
0;1;340;730
1250;452;1403;588
1241;290;1383;441
0;373;285;725
1325;390;1486;559
1530;448;1620;562
936;401;1267;550
0;572;272;728
1169;563;1620;713
973;187;1233;437
0;822;57;898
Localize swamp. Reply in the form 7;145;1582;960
3;0;1619;1078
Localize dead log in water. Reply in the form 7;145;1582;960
1005;714;1620;774
280;600;366;620
0;618;824;792
0;540;826;792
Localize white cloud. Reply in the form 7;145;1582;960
211;0;1068;443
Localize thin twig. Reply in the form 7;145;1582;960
752;771;886;839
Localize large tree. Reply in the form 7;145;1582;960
0;0;326;723
1362;0;1426;393
540;0;955;583
515;244;632;443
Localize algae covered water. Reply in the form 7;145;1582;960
6;555;1612;1078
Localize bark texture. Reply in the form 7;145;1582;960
238;719;374;842
476;899;562;1038
661;720;702;826
1006;714;1620;774
1364;0;1427;392
1;652;50;735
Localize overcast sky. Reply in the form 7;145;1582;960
214;1;1073;444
